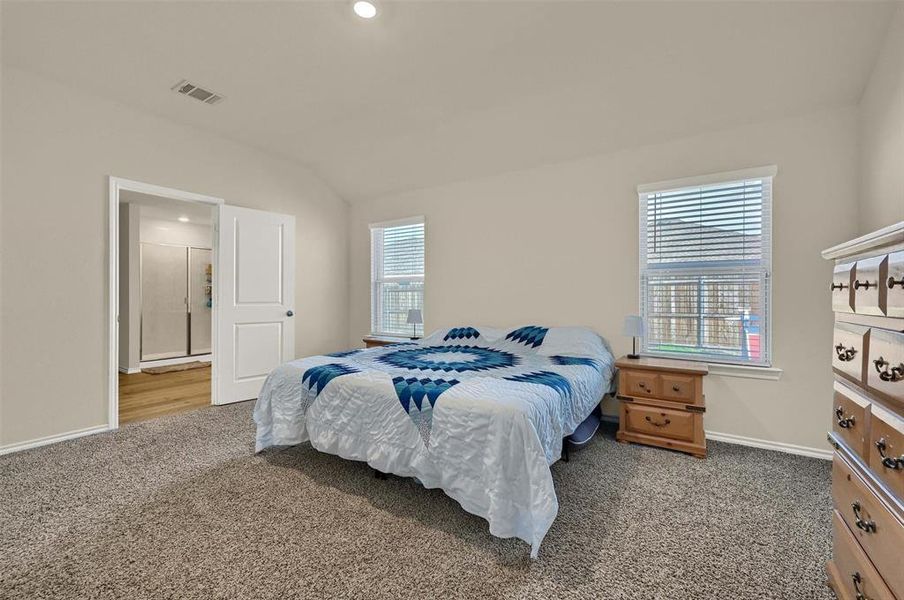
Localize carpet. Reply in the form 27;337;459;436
141;361;211;375
0;402;834;600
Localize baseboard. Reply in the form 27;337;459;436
119;366;141;374
139;354;211;369
0;424;111;456
705;430;832;460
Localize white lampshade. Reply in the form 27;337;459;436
622;315;645;337
406;309;423;325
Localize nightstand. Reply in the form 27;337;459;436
615;356;708;458
363;335;415;348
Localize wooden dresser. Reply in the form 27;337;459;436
823;222;904;600
615;356;708;458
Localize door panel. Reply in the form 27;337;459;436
217;205;295;404
141;243;188;360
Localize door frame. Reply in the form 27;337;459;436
108;176;224;430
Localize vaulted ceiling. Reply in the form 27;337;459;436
2;1;896;200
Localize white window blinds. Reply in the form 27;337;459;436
638;167;774;366
370;217;425;337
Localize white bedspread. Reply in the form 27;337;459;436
253;326;615;557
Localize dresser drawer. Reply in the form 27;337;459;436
833;385;870;459
888;250;904;318
832;261;856;314
830;510;896;600
623;403;696;442
833;323;870;385
659;373;697;403
869;403;904;501
867;328;904;405
854;255;888;316
622;370;660;399
832;456;904;595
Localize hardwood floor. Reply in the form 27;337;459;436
119;366;211;424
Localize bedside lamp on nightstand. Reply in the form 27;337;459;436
407;309;423;340
622;315;644;359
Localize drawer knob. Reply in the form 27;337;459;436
851;572;872;600
889;276;904;289
645;415;671;427
672;385;680;392
834;407;855;429
835;344;857;362
830;282;849;291
854;279;877;290
875;437;904;470
873;357;904;382
851;502;876;533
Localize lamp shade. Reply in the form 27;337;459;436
622;315;645;337
406;309;423;325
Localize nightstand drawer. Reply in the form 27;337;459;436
660;373;696;403
623;403;697;442
622;370;660;398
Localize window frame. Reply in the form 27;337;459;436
369;216;425;337
636;166;776;368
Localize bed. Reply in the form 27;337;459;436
253;325;616;557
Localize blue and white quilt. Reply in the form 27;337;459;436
253;325;615;557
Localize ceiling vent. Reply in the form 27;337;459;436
171;80;224;105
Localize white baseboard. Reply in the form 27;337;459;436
139;354;211;369
0;424;111;456
119;366;141;374
705;430;832;460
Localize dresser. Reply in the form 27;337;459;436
822;222;904;600
615;356;708;458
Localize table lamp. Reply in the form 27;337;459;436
407;309;423;340
623;315;644;359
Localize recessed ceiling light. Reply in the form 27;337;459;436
178;216;190;222
353;1;377;19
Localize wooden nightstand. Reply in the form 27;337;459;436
615;356;708;458
363;335;416;348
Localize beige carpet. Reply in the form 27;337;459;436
0;402;834;599
141;361;210;374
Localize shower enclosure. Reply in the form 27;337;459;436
140;244;213;361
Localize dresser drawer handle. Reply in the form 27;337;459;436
671;385;681;392
851;502;876;533
851;572;872;600
835;407;855;429
831;282;849;291
873;357;904;382
854;279;876;290
889;276;904;289
835;344;857;362
875;438;904;470
645;415;671;427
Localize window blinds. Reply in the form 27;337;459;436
370;218;425;336
639;170;773;366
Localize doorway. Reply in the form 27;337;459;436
108;178;223;427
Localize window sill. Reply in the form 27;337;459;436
706;363;783;381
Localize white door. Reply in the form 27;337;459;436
216;205;295;404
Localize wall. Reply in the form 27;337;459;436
0;67;350;449
859;5;904;233
139;215;213;248
349;107;860;453
118;203;140;372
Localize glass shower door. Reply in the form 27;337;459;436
188;248;212;355
140;244;188;360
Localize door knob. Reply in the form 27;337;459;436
286;310;294;317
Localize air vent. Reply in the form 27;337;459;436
171;80;224;105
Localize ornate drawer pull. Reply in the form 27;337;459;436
873;357;904;382
851;502;876;533
851;572;871;600
854;279;876;290
645;415;671;427
831;282;849;291
835;344;857;362
889;276;904;289
875;437;904;470
835;407;855;429
672;385;681;392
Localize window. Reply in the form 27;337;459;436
637;166;775;367
370;217;425;336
